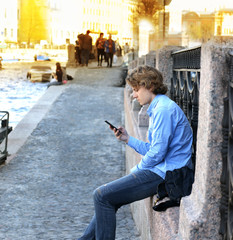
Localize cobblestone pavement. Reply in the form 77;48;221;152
0;63;141;240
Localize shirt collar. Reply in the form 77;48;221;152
147;94;161;116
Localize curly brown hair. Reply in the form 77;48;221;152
126;65;168;95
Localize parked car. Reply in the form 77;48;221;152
27;65;53;82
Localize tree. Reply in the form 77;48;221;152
133;0;163;25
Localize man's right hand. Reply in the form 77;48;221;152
113;127;129;143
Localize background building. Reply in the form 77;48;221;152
18;0;51;47
166;0;233;48
1;0;232;51
215;9;233;36
0;0;18;48
49;0;80;47
17;0;134;48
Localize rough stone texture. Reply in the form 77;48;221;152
145;51;156;67
138;105;149;127
132;98;142;111
128;61;133;70
0;64;141;240
138;56;146;66
132;59;138;69
178;36;233;240
156;46;184;94
66;44;76;67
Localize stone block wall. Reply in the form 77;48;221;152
124;38;233;239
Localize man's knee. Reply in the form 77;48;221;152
93;184;108;204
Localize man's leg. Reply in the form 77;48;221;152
97;49;100;66
78;215;96;240
100;49;104;66
78;49;81;64
109;53;113;67
81;49;85;65
86;50;90;66
106;53;110;67
93;170;163;240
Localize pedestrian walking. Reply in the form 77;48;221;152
95;33;105;67
80;30;92;66
104;34;115;68
77;65;194;240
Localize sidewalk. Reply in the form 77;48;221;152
0;62;141;240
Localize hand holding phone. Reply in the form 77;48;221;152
105;120;129;143
105;120;122;133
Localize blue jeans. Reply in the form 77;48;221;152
106;52;113;67
78;169;163;240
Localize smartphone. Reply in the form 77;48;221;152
105;120;121;133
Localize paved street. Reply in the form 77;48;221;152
0;62;141;240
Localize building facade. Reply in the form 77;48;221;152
0;0;18;47
166;7;233;48
215;9;233;36
1;0;232;50
16;0;135;48
18;0;51;47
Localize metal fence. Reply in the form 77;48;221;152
220;50;233;239
171;46;201;168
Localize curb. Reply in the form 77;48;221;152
5;84;68;164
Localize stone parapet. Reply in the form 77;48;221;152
145;51;156;67
66;44;76;67
138;56;146;66
138;105;149;127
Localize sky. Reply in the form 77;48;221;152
169;0;233;12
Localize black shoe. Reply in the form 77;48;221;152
152;199;180;212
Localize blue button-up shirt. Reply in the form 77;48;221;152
127;94;193;179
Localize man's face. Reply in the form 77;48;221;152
132;86;155;105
